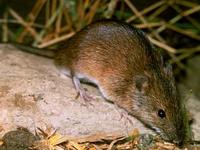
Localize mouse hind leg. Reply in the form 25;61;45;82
57;65;95;105
72;75;94;105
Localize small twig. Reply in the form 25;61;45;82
18;0;46;42
59;26;72;34
33;2;64;46
51;0;57;17
77;0;85;30
0;19;44;28
55;0;64;38
104;0;119;19
135;22;164;29
37;32;75;48
170;46;200;64
107;137;126;150
148;36;185;69
124;0;164;42
41;26;73;43
176;0;199;8
176;46;200;54
85;0;100;24
168;53;185;69
148;4;168;20
170;4;200;31
55;11;62;38
8;8;38;41
2;11;8;42
63;5;73;31
45;0;50;23
170;52;194;64
166;24;200;41
124;0;145;23
126;1;165;23
148;36;176;53
157;5;200;33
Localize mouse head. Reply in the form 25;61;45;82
131;65;191;144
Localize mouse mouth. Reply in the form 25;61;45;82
152;127;162;133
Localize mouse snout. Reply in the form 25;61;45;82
164;122;191;145
158;125;185;145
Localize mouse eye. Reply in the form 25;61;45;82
158;109;166;118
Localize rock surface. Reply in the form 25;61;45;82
0;44;199;140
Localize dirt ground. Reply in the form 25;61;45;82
0;44;199;141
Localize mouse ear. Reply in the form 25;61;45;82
135;75;149;92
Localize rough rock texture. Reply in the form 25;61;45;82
0;44;199;140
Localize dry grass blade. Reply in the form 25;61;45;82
166;24;200;41
55;9;62;38
148;36;185;68
177;0;200;8
148;36;176;53
77;0;85;30
177;46;200;54
169;53;185;69
170;53;193;64
33;128;70;150
124;0;145;23
126;1;165;23
104;0;119;19
48;134;68;146
124;0;164;42
149;4;168;20
0;140;3;146
52;0;57;17
18;0;46;41
68;141;85;150
33;1;64;46
28;0;46;22
8;8;38;42
45;0;50;23
68;132;125;144
0;20;44;29
155;142;178;150
2;12;8;42
157;5;200;33
107;137;126;150
63;6;73;31
170;46;200;64
182;5;200;16
85;0;100;24
135;22;164;29
38;32;75;48
171;5;200;31
55;0;64;38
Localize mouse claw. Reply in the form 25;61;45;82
75;89;93;101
